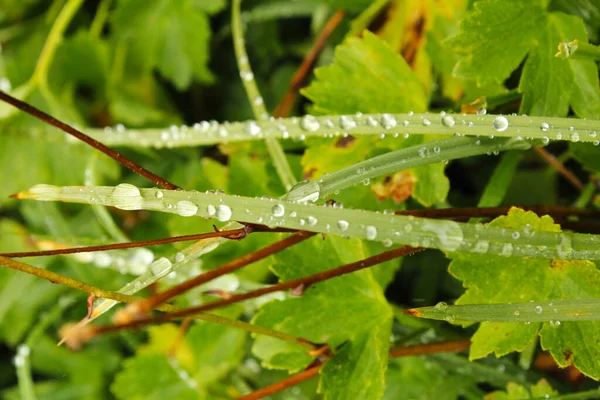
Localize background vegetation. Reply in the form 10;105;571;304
1;0;600;398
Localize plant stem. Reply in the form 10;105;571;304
238;338;471;400
0;257;311;350
80;112;600;147
0;255;170;312
533;147;585;191
231;0;297;191
33;0;85;94
273;9;345;118
89;0;112;38
132;231;315;313
0;90;180;190
0;228;250;258
93;246;419;335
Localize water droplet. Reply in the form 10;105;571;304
441;115;455;128
300;115;320;132
254;96;264;106
111;183;143;210
271;204;285;217
245;121;261;136
535;306;543;314
435;302;448;311
175;200;198;217
500;243;513;256
476;108;487;115
337;220;349;231
365;225;378;240
473;240;490;253
514;310;520;316
404;223;413;233
569;132;580;142
540;122;550;131
240;71;254;81
155;191;164;199
512;231;520;239
422;118;431;126
383;239;393;247
285;180;321;203
339;115;357;130
541;136;550;145
215;205;232;222
418;147;428;157
362;178;370;186
175;252;185;263
557;234;573;258
380;114;397;129
433;146;441;154
150;257;172;277
207;205;216;217
493;116;509;132
307;216;318;226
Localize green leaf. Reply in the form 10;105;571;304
113;0;215;90
449;208;600;378
319;323;391;400
448;0;546;85
383;357;481;400
302;31;426;114
252;235;392;397
519;12;600;118
111;354;198;400
301;32;447;206
571;142;600;172
485;379;558;399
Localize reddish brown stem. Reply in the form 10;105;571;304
135;231;316;313
272;9;345;118
237;363;323;400
533;146;585;191
0;90;180;190
388;338;471;358
94;245;420;336
396;205;595;219
237;338;471;400
0;229;249;258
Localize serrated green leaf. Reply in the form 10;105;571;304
302;31;426;114
113;0;214;90
449;208;600;378
519;12;600;118
319;322;391;400
485;379;558;399
301;32;447;206
111;354;198;400
383;357;481;400
448;0;546;85
252;235;393;398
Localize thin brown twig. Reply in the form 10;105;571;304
0;229;249;258
388;338;471;358
131;231;317;314
533;146;585;191
237;338;471;400
93;245;421;336
396;205;596;219
0;90;180;190
0;225;297;258
237;363;323;400
272;9;345;118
